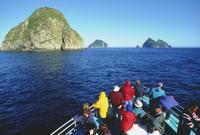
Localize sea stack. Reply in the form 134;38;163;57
1;7;84;51
88;40;108;48
142;38;171;48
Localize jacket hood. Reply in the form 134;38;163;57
99;91;106;99
94;91;109;118
124;80;131;87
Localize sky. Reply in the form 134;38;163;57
0;0;200;47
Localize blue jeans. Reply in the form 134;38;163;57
124;100;133;110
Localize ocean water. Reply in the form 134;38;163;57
0;48;200;135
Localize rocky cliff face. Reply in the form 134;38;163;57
142;38;171;48
88;40;108;48
1;7;84;51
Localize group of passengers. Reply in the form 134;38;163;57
73;80;200;135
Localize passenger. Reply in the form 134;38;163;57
121;80;135;109
178;102;200;135
134;80;144;98
93;91;109;123
85;122;97;135
149;104;165;134
108;85;123;121
73;103;97;135
149;82;165;110
133;99;146;120
98;123;111;135
149;82;165;99
119;103;137;134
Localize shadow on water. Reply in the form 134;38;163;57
0;48;200;135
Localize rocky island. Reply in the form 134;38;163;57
142;38;171;48
88;40;108;48
136;45;141;48
1;7;84;51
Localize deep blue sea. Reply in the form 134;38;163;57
0;48;200;135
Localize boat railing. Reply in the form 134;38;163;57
50;106;96;135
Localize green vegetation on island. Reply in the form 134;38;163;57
142;38;171;48
88;40;108;48
1;7;84;51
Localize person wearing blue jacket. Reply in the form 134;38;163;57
149;82;165;99
133;99;146;119
73;103;98;135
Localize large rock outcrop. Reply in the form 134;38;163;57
88;40;108;48
1;7;84;51
142;38;171;48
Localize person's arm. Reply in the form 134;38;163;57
193;112;200;121
118;105;124;113
73;115;83;123
132;87;135;97
183;112;194;128
93;100;100;109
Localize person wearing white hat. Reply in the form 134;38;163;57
108;85;123;121
113;85;120;92
133;99;146;119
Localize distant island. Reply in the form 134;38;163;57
1;7;84;51
88;40;108;48
136;45;141;48
142;38;171;48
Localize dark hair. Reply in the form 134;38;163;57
83;103;91;115
98;123;109;135
153;103;162;109
189;101;199;108
85;122;97;135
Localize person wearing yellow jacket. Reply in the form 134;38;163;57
93;91;109;120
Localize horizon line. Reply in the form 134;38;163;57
1;44;200;48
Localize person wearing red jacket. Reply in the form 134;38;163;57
109;86;123;107
121;80;135;109
120;103;137;134
109;86;123;121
